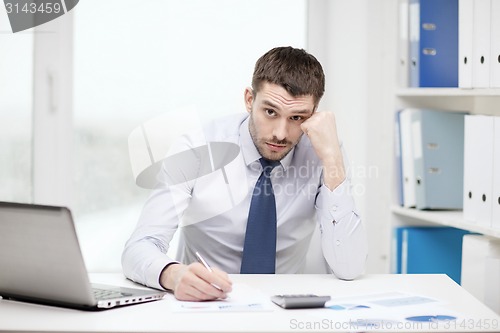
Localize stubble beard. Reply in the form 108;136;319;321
248;112;298;162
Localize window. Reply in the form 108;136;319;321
0;8;33;203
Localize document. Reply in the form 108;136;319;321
400;109;417;208
169;283;274;313
459;0;474;88
472;0;492;88
411;109;465;210
493;117;500;229
310;291;462;331
394;226;470;284
410;0;459;87
394;110;404;206
461;234;500;305
463;115;494;227
398;0;410;88
491;0;500;88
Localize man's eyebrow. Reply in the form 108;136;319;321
262;100;313;114
291;109;314;114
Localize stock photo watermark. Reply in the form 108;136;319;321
288;318;499;331
3;0;79;33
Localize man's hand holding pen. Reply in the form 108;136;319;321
159;253;233;301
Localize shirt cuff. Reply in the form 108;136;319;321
146;257;178;290
315;178;357;223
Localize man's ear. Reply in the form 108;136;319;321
244;87;254;114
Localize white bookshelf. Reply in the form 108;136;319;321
393;89;500;235
392;89;500;238
391;2;500;245
391;206;500;239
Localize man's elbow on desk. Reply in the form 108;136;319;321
327;243;368;280
324;227;368;281
330;260;367;281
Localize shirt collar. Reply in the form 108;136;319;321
239;115;295;171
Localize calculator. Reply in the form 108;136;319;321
270;294;331;309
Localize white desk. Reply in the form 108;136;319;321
0;274;498;332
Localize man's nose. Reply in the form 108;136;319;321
273;119;288;141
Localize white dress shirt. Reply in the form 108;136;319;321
122;113;367;290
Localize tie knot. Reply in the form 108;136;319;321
259;158;280;176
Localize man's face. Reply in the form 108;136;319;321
245;82;315;161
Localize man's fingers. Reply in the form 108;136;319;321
210;267;233;292
181;283;225;301
191;263;232;293
172;263;231;301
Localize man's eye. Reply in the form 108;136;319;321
290;115;303;121
265;109;277;116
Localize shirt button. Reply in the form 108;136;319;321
331;205;338;212
336;240;341;246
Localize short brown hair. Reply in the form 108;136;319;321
252;46;325;107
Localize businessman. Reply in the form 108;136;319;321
122;46;367;301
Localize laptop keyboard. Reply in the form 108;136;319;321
92;288;132;300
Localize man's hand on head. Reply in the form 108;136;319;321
301;111;346;190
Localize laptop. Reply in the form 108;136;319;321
0;201;167;310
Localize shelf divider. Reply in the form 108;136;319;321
390;205;500;238
396;88;500;97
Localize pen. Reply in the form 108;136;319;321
195;251;223;291
195;251;213;272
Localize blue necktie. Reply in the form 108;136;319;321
240;158;280;274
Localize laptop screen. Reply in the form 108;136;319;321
0;202;98;306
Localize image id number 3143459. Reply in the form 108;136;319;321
4;1;62;14
443;319;498;330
